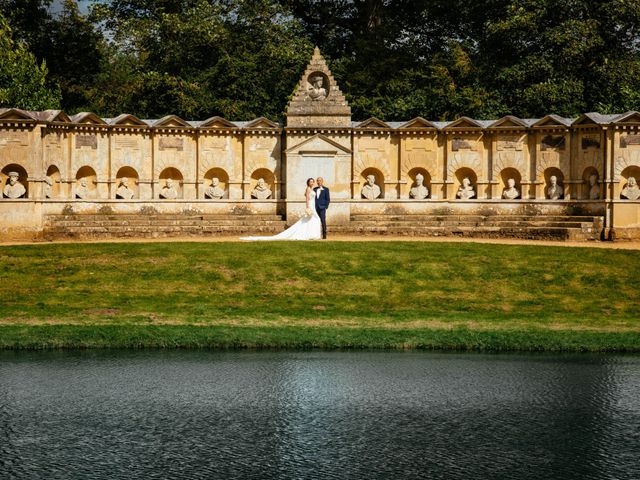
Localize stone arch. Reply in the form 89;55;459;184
115;166;139;199
407;167;431;199
203;167;229;199
1;164;28;199
499;167;522;199
614;154;640;181
360;167;384;199
454;167;477;186
543;167;564;200
578;147;601;175
619;165;640;200
582;167;600;200
447;152;482;181
535;151;564;182
493;151;527;181
45;165;62;198
158;167;183;199
75;166;97;199
250;168;275;200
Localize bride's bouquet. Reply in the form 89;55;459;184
305;207;313;217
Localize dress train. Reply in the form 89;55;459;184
240;195;321;241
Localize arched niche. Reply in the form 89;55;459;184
115;166;139;200
1;164;28;199
407;167;431;199
250;168;275;200
543;167;564;200
360;167;384;199
582;167;600;200
158;167;183;199
499;167;522;199
75;166;97;199
455;167;477;200
203;167;229;199
619;165;640;200
45;165;61;199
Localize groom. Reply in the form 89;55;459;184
314;177;330;239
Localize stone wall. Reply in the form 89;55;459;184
0;50;639;240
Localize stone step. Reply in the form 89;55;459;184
346;220;590;229
43;227;286;239
48;219;288;228
41;213;602;241
44;214;284;222
331;225;595;241
350;214;598;222
45;224;285;233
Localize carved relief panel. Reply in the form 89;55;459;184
446;134;484;180
0;129;31;169
493;133;528;180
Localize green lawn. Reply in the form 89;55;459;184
1;241;639;351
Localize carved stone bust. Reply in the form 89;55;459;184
547;175;563;200
44;175;53;199
588;174;600;200
251;178;272;199
205;177;225;199
76;177;95;199
116;177;135;199
308;75;328;101
3;171;26;199
502;178;520;199
160;178;178;199
361;174;381;200
621;176;640;200
409;173;429;199
456;177;475;199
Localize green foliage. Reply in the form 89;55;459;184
87;0;312;119
3;0;640;120
0;12;61;110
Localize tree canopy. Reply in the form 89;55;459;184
0;11;61;110
2;0;640;120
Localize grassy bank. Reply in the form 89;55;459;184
1;241;639;352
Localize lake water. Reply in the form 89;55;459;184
0;350;639;479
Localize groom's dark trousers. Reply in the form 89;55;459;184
314;186;330;239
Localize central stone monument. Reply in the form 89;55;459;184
285;47;352;223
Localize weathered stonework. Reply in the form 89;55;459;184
0;50;639;240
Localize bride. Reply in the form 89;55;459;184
241;178;322;240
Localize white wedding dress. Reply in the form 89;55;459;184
241;193;322;241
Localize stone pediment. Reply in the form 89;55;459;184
489;116;527;128
200;116;237;128
0;108;36;122
38;110;71;123
71;112;107;124
109;114;148;126
286;47;351;128
153;115;189;128
286;134;351;155
533;115;573;128
444;117;483;130
245;117;279;129
614;111;640;124
356;117;391;129
399;117;437;129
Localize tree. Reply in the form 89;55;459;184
44;0;107;112
89;0;313;120
0;13;61;110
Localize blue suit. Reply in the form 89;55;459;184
314;186;330;239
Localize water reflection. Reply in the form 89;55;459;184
0;351;638;479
